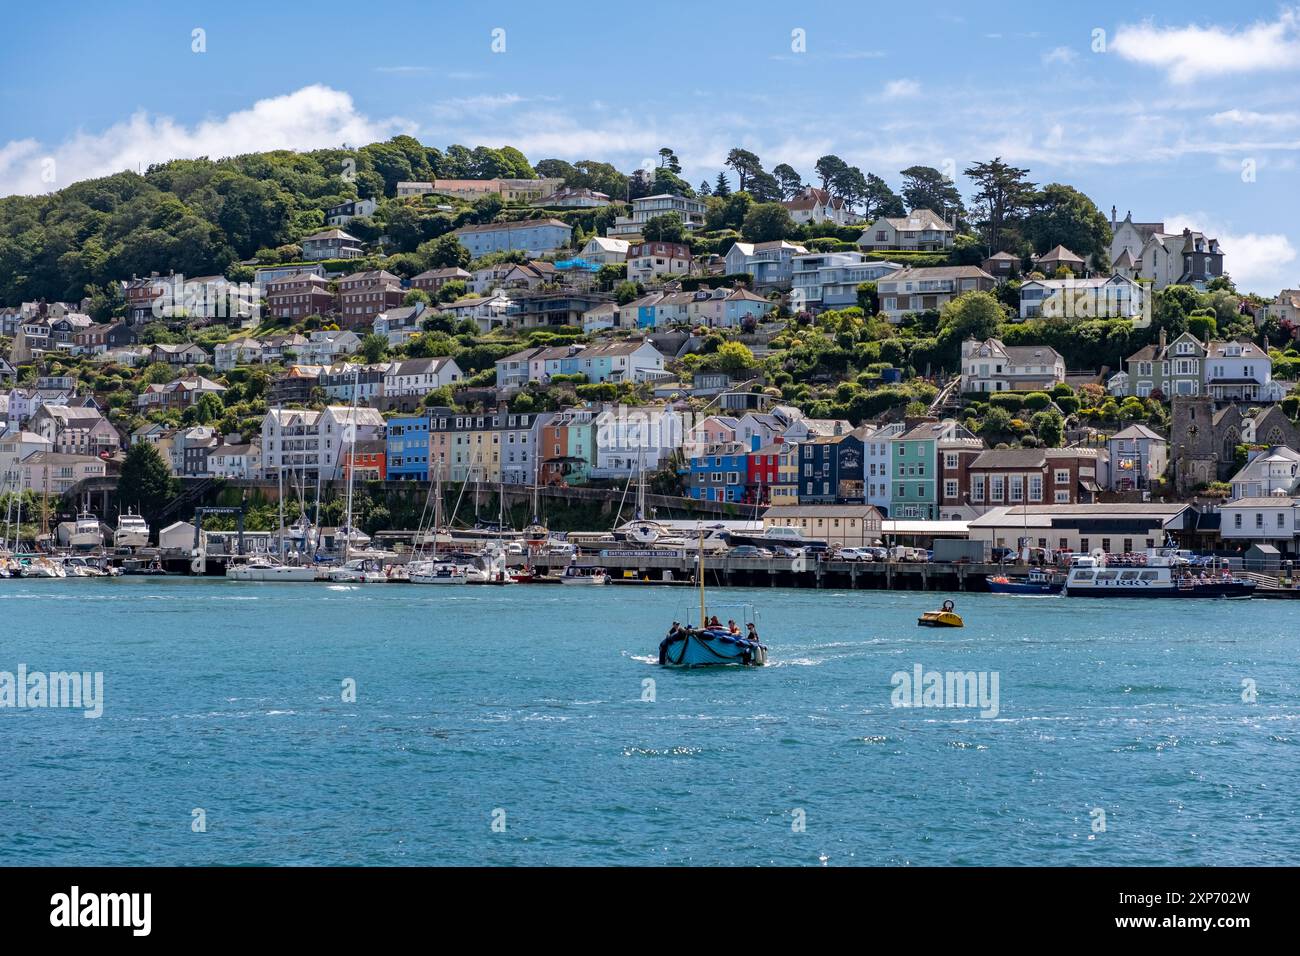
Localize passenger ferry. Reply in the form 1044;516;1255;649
1064;551;1256;599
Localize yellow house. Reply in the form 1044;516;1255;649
771;442;800;505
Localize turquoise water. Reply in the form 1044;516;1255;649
1;578;1297;866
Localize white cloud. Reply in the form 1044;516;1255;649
882;79;921;99
0;85;411;197
1112;10;1300;84
1166;212;1298;294
1210;108;1300;129
1042;46;1078;65
374;65;431;75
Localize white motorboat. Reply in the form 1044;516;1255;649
559;566;610;585
114;512;150;549
61;556;105;577
226;554;319;582
21;556;66;578
70;513;103;550
328;558;390;584
409;560;469;585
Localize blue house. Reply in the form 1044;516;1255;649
453;218;573;257
386;413;430;480
798;434;865;504
682;444;749;502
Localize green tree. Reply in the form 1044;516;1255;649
963;157;1036;253
772;163;805;199
417;233;471;269
360;333;389;363
899;165;965;220
725;148;764;192
192;390;225;424
116;442;178;527
641;213;686;243
1023;183;1112;270
740;203;796;243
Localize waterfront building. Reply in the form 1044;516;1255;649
762;504;883;549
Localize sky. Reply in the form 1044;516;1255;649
1;0;1298;294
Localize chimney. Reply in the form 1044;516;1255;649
1110;205;1116;227
1158;327;1167;349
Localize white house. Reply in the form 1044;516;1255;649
959;338;1066;394
214;337;266;370
593;405;685;476
1018;275;1145;321
791;252;902;311
207;440;263;479
383;357;463;397
1218;496;1300;550
300;330;362;365
858;209;954;252
0;429;53;481
781;187;863;226
579;236;629;265
1229;446;1300;499
1204;340;1284;403
607;194;708;238
261;406;385;479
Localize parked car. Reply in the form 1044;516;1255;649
991;547;1017;562
837;547;874;562
867;547;889;561
768;545;802;558
729;545;772;559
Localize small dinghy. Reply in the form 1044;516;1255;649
918;599;963;628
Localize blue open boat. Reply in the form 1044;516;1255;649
658;530;769;667
659;626;767;666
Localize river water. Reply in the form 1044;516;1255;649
1;578;1296;865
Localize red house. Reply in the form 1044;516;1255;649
746;442;783;504
343;440;387;481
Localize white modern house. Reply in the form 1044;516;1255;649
261;406;385;480
607;194;708;238
790;252;902;311
1017;274;1145;321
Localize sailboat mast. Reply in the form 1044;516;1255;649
342;367;359;563
698;528;706;628
277;405;285;559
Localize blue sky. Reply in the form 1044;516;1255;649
1;0;1298;293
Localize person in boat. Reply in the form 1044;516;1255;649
746;622;759;643
727;619;740;635
708;615;721;629
667;622;682;639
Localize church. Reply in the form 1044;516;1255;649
1170;395;1300;494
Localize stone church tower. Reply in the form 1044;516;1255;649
1172;396;1300;493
